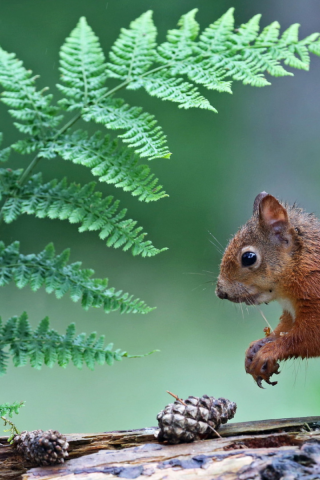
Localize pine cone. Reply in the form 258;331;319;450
13;429;69;466
156;395;237;444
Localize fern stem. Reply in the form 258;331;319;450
80;29;89;104
18;113;82;187
17;153;41;186
0;61;163;222
127;37;139;81
100;80;131;99
20;82;46;140
99;64;173;103
1;260;122;304
1;416;20;436
54;112;82;141
141;63;175;77
0;113;82;225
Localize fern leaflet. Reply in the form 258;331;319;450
0;401;24;418
107;9;320;112
0;134;11;163
58;17;108;110
107;11;215;111
39;130;167;202
0;48;62;147
0;169;165;257
82;97;171;159
0;242;153;313
0;312;155;375
130;71;216;112
108;11;157;80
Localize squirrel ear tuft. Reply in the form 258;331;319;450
259;194;288;230
253;192;268;214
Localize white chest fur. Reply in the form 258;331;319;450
277;298;296;321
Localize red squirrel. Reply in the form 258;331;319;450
216;192;320;388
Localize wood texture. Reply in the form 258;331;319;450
1;416;320;480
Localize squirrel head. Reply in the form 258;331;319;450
216;192;300;306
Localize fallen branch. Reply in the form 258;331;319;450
1;416;320;479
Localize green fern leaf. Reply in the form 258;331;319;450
107;11;157;80
0;48;62;146
57;323;74;368
0;133;11;163
155;8;320;100
10;312;31;367
131;72;216;112
58;17;107;110
83;98;171;159
0;401;25;418
39;130;167;202
0;146;10;163
156;8;235;95
308;37;320;56
0;242;153;314
108;10;215;110
256;21;281;45
236;14;262;44
198;7;235;52
0;169;166;257
0;168;21;202
167;9;200;46
0;312;155;375
194;11;271;87
281;24;300;45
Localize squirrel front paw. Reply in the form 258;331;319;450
245;338;280;388
245;337;273;370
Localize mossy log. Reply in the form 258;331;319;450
1;416;320;480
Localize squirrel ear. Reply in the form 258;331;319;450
253;192;268;214
259;195;288;233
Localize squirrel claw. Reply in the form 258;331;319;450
256;376;264;389
265;374;279;386
245;341;281;388
269;380;278;386
254;371;278;388
254;372;278;388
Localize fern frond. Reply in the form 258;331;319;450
308;38;320;56
167;9;200;47
39;130;167;202
0;133;11;163
0;312;155;375
57;17;108;110
83;98;171;159
157;11;235;94
130;72;216;112
156;9;201;68
0;401;25;418
154;8;320;99
0;168;21;201
0;48;62;145
107;11;215;111
267;24;310;70
0;242;153;313
108;11;157;80
0;169;166;257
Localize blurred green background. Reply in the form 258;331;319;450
0;0;320;433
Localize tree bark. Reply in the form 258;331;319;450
1;416;320;479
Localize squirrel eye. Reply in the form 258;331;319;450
241;251;257;267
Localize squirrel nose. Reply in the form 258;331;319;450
216;286;229;300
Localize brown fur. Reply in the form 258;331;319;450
216;192;320;387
